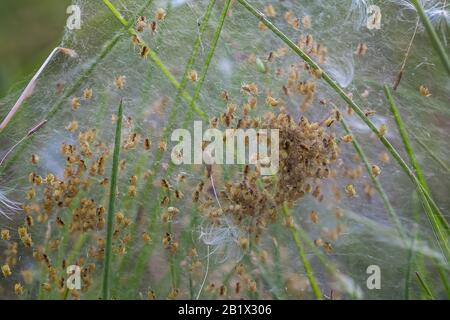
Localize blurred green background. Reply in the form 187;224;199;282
0;0;71;98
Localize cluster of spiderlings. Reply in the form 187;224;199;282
12;134;105;296
24;127;109;229
227;263;258;298
185;21;342;250
197;87;338;261
131;8;167;59
2;242;17;279
204;108;340;245
3;88;143;297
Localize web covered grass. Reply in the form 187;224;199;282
0;0;449;300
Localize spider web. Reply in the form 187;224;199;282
0;0;448;299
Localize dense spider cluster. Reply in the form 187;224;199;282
200;108;339;243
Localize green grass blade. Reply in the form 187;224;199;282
437;265;450;299
410;0;450;76
415;271;435;299
101;0;207;120
413;135;450;174
340;117;405;239
282;204;322;300
385;86;450;261
256;178;357;299
188;0;232;111
384;86;428;190
102;99;123;300
102;0;128;26
405;228;418;299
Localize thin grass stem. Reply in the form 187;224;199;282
405;227;418;299
410;0;450;76
340;115;405;239
384;86;428;191
413;135;450;174
102;99;123;300
437;265;450;299
281;204;322;300
385;86;450;260
415;271;435;299
188;0;232;112
101;0;207;120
